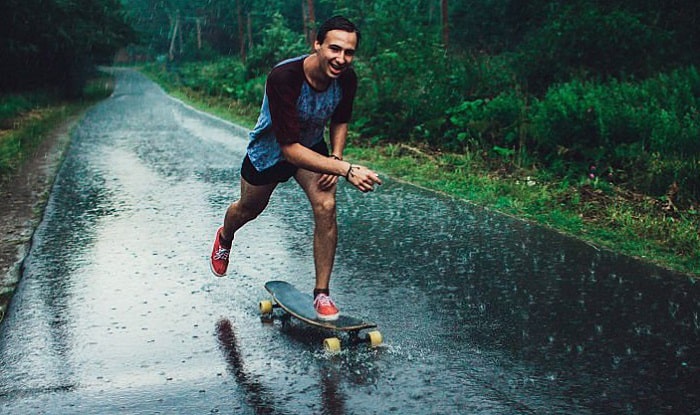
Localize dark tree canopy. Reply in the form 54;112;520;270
0;0;135;95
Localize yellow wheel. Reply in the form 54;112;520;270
324;337;341;353
259;300;273;315
368;330;383;347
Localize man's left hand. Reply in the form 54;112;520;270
318;173;338;191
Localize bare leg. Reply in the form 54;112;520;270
294;169;338;291
220;178;277;243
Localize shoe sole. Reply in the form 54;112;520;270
210;260;227;277
316;312;340;321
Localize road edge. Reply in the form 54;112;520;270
0;112;84;325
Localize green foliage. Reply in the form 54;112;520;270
130;0;700;206
529;67;700;202
0;74;114;180
515;5;667;91
0;96;36;126
177;58;247;97
245;13;310;78
445;92;526;152
353;39;474;145
0;0;135;95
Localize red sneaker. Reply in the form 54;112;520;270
313;294;340;321
210;227;230;277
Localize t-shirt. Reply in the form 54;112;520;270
246;55;357;171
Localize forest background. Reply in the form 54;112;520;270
1;0;698;275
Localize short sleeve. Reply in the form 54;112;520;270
266;64;304;144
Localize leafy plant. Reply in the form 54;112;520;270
245;12;309;78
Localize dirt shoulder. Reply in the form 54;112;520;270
0;114;81;323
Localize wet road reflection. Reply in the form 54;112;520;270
0;69;697;414
216;318;280;414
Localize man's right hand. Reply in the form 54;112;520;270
345;164;382;192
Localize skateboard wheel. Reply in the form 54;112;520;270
323;337;341;353
259;300;273;315
368;330;383;347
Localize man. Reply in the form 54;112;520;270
210;16;381;321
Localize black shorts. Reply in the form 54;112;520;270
241;140;329;186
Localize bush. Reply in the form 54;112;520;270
515;5;668;92
353;39;475;144
444;91;526;154
529;66;700;202
178;58;247;99
0;92;56;126
245;12;309;78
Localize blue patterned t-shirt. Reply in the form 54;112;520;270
246;55;357;171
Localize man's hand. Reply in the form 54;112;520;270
316;155;343;190
345;164;382;192
318;172;339;191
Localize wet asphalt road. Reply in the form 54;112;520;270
0;69;698;414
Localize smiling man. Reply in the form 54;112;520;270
210;16;381;321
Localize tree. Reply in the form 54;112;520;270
441;0;449;49
0;0;135;95
304;0;317;47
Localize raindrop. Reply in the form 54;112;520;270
668;301;680;318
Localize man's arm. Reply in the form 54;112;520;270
281;142;349;177
328;122;348;160
317;122;349;189
280;141;382;192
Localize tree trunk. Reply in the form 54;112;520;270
306;0;316;46
168;12;179;61
302;0;308;44
196;18;202;49
441;0;449;49
178;17;183;54
237;0;246;62
247;12;252;51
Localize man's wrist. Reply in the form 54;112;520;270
330;154;343;161
344;162;355;180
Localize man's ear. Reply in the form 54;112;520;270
313;40;321;52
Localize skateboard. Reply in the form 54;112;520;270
259;280;382;352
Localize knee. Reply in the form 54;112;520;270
233;199;267;222
313;197;336;220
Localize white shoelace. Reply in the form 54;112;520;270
314;294;335;308
214;247;229;260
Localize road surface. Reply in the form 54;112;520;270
1;69;698;414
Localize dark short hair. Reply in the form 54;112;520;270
316;16;361;49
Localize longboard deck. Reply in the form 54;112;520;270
264;280;376;332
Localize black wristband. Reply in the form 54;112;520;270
344;163;354;180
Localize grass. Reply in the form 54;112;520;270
0;74;114;182
141;66;698;277
345;144;699;276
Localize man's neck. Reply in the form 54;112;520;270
303;54;331;91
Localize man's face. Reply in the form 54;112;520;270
315;29;357;79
